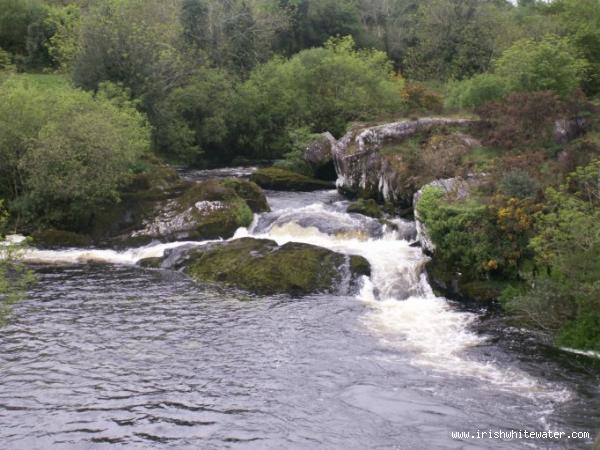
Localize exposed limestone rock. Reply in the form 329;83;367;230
303;132;337;179
129;180;259;242
554;117;586;145
333;117;476;205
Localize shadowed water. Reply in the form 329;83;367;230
0;186;598;449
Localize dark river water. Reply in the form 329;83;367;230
0;185;598;449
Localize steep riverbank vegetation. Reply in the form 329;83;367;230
0;0;599;351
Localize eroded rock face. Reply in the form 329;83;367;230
303;132;337;179
554;117;586;145
160;237;371;296
333;118;476;205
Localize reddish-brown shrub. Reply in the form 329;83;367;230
476;91;564;150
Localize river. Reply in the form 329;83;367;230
0;173;598;449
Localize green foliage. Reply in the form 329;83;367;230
404;0;511;81
417;187;535;278
0;47;13;71
504;171;600;351
234;36;404;159
152;68;235;164
0;0;46;54
416;187;498;277
44;3;80;71
550;0;600;96
275;0;364;55
272;127;316;177
0;75;149;230
446;74;509;109
498;170;540;199
495;34;588;96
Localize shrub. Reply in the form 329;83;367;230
417;187;536;278
445;74;508;109
401;82;443;114
476;91;564;149
498;170;541;199
504;175;600;351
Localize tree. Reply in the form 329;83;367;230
550;0;600;95
275;0;364;55
495;34;588;96
0;76;150;230
233;36;405;159
403;0;511;81
0;0;46;55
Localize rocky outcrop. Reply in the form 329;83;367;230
250;167;334;191
303;132;337;180
160;237;371;296
128;179;266;243
332;118;476;205
554;117;586;145
346;198;383;219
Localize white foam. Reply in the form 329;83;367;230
560;347;600;360
20;240;211;265
245;216;570;401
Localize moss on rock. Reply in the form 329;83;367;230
167;237;370;296
250;167;334;191
347;199;383;219
138;257;163;269
222;178;270;213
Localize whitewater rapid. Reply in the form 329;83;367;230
15;190;571;403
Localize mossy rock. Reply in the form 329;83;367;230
31;229;92;248
426;255;511;303
250;167;334;191
350;255;371;277
131;179;255;242
222;178;270;213
138;257;163;269
92;178;263;245
166;237;370;296
347;199;383;219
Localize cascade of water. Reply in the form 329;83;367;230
14;188;570;401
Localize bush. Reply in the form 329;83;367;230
0;75;150;230
446;74;509;109
417;187;536;278
498;170;541;199
476;91;564;149
233;36;405;160
495;34;588;96
401;82;443;114
504;175;600;351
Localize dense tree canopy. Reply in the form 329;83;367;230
0;76;149;229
